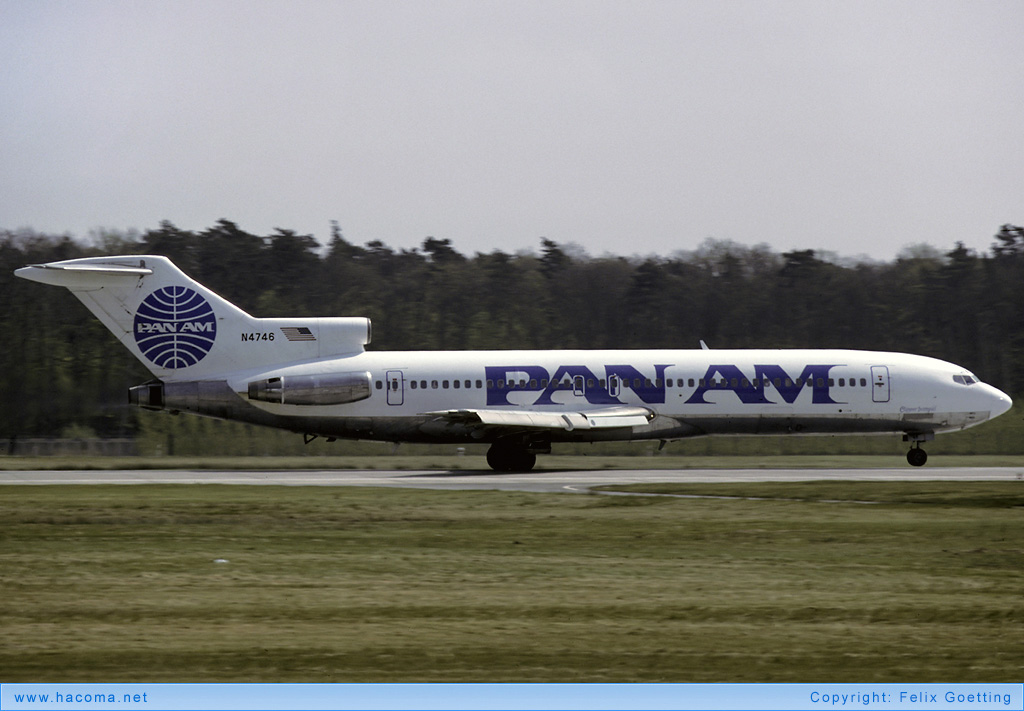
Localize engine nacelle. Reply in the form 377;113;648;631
130;380;235;414
247;371;372;406
129;381;165;410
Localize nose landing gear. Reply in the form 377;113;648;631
907;445;928;467
903;433;933;467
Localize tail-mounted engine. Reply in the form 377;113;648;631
247;371;372;406
129;381;165;410
130;370;372;415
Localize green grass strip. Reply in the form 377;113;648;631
1;483;1021;682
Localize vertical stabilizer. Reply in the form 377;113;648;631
15;255;370;380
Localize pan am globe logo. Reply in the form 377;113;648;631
134;287;217;368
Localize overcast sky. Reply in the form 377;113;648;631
2;0;1022;260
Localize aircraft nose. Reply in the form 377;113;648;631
985;385;1013;419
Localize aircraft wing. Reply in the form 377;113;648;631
427;406;654;432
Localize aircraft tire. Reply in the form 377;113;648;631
486;443;537;472
907;447;928;467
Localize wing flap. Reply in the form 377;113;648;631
428;406;653;431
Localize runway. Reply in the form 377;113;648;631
1;466;1022;493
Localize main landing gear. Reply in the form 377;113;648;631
486;441;540;472
904;433;933;467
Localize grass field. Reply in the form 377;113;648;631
5;453;1024;471
1;482;1021;682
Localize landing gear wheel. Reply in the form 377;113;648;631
907;447;928;467
486;443;537;472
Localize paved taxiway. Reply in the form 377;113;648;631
1;467;1021;493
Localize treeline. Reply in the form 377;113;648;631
2;220;1023;442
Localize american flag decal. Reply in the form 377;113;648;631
281;326;316;342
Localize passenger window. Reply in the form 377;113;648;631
860;378;867;387
688;378;695;388
817;378;825;387
839;378;845;386
375;381;383;390
410;381;418;390
453;380;460;389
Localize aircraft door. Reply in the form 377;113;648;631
386;370;405;406
871;366;890;403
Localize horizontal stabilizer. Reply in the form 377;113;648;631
15;262;153;288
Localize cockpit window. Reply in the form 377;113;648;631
952;374;978;386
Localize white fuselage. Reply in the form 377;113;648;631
213;348;1012;444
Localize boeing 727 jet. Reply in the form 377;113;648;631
15;255;1013;471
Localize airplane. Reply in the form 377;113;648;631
15;254;1013;471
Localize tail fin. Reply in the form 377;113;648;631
15;255;370;380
